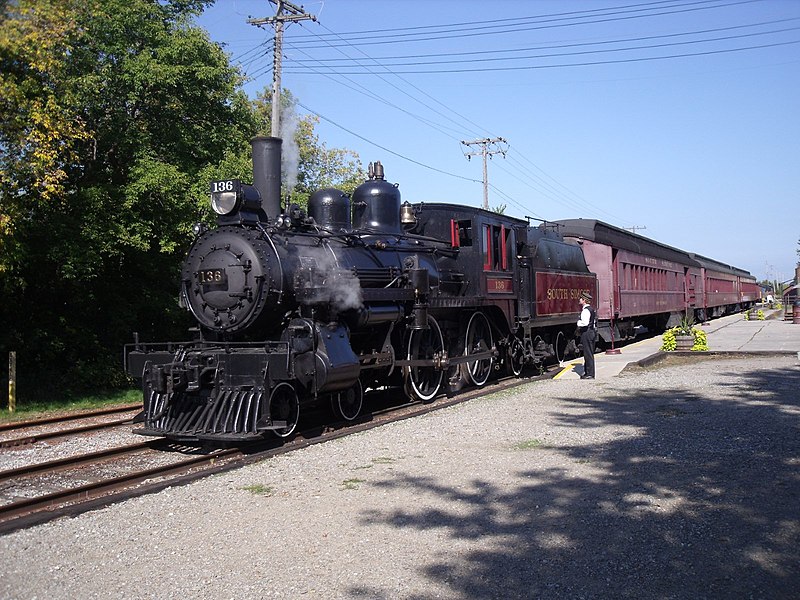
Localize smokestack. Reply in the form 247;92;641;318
251;136;282;219
795;265;800;285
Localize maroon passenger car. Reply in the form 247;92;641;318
553;219;758;343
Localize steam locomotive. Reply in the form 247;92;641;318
125;136;758;443
124;136;596;443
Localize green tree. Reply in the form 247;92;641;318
0;0;363;404
1;1;365;404
0;0;253;400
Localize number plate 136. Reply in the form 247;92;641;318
198;269;227;286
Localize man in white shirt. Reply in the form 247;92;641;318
576;291;596;379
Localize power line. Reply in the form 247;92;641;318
286;0;758;48
283;25;479;140
494;155;635;227
296;101;482;184
281;16;641;224
289;0;703;41
287;54;468;139
293;22;494;139
487;182;545;220
285;39;800;74
287;19;800;65
220;0;788;228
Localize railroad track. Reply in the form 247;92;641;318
0;439;243;535
0;370;555;535
0;404;141;448
0;403;141;432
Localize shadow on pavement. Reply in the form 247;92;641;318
351;365;800;599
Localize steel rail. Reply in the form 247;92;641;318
0;417;137;448
0;404;140;432
0;447;240;532
0;441;154;484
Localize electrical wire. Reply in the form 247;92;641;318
286;44;473;139
289;21;494;140
287;0;758;48
285;38;800;74
295;101;482;183
212;0;794;228
289;18;799;65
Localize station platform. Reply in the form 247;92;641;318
556;309;800;380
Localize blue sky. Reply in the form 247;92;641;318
197;0;800;283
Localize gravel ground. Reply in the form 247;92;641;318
1;356;798;600
0;422;144;472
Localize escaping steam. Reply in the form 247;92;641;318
329;270;364;312
281;104;300;194
300;247;363;312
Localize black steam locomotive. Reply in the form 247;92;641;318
125;137;595;443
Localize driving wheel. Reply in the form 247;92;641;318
405;315;445;402
464;312;493;386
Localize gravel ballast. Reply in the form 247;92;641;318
2;356;798;599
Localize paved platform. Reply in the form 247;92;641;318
556;309;800;380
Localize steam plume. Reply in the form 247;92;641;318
281;104;300;194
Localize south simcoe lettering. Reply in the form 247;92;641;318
546;288;592;301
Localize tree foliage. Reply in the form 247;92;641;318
0;0;363;402
0;0;89;204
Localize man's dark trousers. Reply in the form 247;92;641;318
580;329;596;378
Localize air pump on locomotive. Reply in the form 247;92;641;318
125;136;595;443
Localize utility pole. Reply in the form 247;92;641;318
248;1;316;137
461;137;508;210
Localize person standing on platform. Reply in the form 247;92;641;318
577;291;597;379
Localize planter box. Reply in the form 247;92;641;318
675;335;694;351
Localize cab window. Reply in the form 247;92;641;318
483;224;512;271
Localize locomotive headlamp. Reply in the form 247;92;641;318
210;179;242;216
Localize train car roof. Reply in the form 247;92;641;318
552;218;698;267
732;267;756;280
688;253;745;275
414;202;528;226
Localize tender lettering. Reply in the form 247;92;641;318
546;287;592;301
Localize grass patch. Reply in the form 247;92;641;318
240;484;274;496
355;456;397;470
0;388;141;424
512;439;547;450
341;478;365;490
